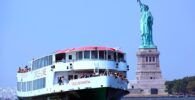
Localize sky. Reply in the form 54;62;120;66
0;0;195;87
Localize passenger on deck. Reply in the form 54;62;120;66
18;67;22;73
61;76;64;85
28;67;31;71
25;65;28;72
21;69;25;73
58;77;60;85
58;77;63;85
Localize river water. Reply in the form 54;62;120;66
122;96;195;100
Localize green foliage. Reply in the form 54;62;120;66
187;80;195;93
165;76;195;95
165;81;174;94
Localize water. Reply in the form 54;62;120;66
1;87;195;100
1;96;195;100
122;96;195;100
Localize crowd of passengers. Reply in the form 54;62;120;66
56;58;126;63
57;72;128;85
17;66;31;73
79;72;128;82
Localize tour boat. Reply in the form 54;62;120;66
16;46;129;100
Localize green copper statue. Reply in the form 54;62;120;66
137;0;156;48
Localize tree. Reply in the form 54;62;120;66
187;80;195;94
172;80;184;94
165;76;195;95
165;81;174;94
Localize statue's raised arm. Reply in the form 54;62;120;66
137;0;142;7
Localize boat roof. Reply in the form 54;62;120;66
55;46;123;54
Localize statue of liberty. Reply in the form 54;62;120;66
137;0;156;48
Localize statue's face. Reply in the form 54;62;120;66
144;5;149;11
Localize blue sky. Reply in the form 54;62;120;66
0;0;195;87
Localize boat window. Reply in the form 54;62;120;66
22;82;26;92
36;60;39;69
32;55;53;70
68;55;72;60
27;81;31;91
32;60;36;70
118;53;125;62
29;81;32;91
55;53;66;62
37;59;41;69
99;51;105;60
48;55;53;65
114;52;117;61
84;51;90;59
33;77;46;90
91;51;98;59
68;75;73;80
76;51;83;60
41;58;44;68
74;75;78;79
37;79;41;89
17;82;21;91
44;56;48;66
26;81;30;91
42;78;46;88
107;51;114;60
33;80;37;90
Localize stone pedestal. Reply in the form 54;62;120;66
127;48;167;96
